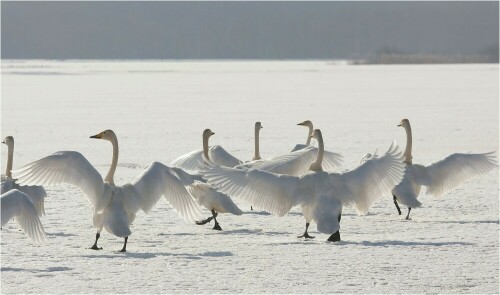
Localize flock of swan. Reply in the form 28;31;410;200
1;119;497;251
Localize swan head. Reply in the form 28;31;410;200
255;122;263;130
2;136;14;147
297;120;313;129
90;129;116;142
398;119;410;128
203;129;215;138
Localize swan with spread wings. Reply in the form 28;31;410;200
203;129;406;241
13;130;201;252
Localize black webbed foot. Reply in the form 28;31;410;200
196;216;214;225
89;245;103;250
213;223;222;231
297;233;315;239
327;231;341;242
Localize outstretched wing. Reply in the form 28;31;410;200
128;162;202;223
240;146;342;176
12;151;107;212
423;152;497;197
17;185;47;217
338;143;405;215
1;189;47;245
170;149;206;173
208;146;243;168
202;165;303;216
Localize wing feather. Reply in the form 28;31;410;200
1;189;47;245
12;151;106;211
129;162;202;223
202;165;302;216
339;142;406;215
423;152;497;197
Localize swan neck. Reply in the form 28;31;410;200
403;124;413;165
105;136;118;185
6;143;13;178
310;133;324;172
253;127;261;160
203;133;210;161
305;125;313;145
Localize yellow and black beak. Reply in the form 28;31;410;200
90;132;103;139
211;131;215;136
397;124;402;127
297;122;305;126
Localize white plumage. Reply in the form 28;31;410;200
170;129;242;173
391;119;497;219
202;129;405;241
1;136;47;216
13;130;202;252
1;189;47;245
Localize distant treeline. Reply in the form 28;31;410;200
356;45;499;64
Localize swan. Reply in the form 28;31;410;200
1;136;47;216
13;130;202;252
236;121;342;176
202;129;405;241
252;121;263;161
170;129;242;173
168;167;243;230
291;120;315;152
1;189;47;245
391;119;497;219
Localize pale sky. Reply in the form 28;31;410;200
2;1;498;59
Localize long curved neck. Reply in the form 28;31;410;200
105;136;118;185
6;143;13;178
305;125;313;145
253;126;261;160
403;124;413;165
203;133;210;161
310;133;324;172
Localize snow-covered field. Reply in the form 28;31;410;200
1;60;498;294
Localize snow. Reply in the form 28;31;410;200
1;60;498;293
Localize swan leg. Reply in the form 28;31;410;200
212;209;222;231
405;208;412;220
250;206;253;211
327;212;342;242
297;222;315;239
90;232;103;250
119;237;128;252
393;195;402;215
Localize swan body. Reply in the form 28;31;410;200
391;119;497;219
1;189;47;245
1;136;46;216
13;130;201;251
170;129;242;173
170;130;243;230
203;129;405;241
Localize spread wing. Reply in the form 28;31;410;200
239;146;342;176
337;143;406;215
1;189;47;245
202;165;303;216
128;162;202;223
170;149;206;173
12;151;107;212
423;152;497;197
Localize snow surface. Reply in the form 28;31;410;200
1;60;498;294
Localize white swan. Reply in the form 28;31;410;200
291;120;315;152
1;189;47;245
252;121;263;161
203;129;405;241
168;167;243;230
237;121;342;176
1;136;46;216
391;119;497;219
13;130;202;252
170;129;242;173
